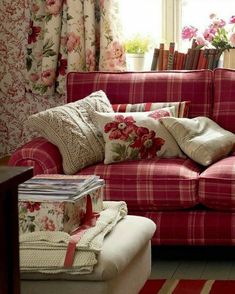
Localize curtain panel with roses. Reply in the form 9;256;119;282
26;0;126;95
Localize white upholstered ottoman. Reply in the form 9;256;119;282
21;215;156;294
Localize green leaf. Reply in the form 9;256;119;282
33;84;48;94
111;143;126;157
20;206;27;214
26;56;32;71
124;34;152;54
112;154;122;162
28;223;35;232
129;148;139;159
67;14;73;21
27;48;32;55
43;38;54;52
43;49;57;57
44;14;52;23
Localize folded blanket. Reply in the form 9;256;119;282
20;201;127;274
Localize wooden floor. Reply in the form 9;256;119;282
150;246;235;280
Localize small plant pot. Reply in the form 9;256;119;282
126;53;147;71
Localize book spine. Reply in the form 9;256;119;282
176;52;184;70
203;49;210;69
207;49;216;70
167;42;175;70
213;49;222;69
184;48;196;70
158;43;164;70
192;49;200;69
184;48;191;69
182;53;187;69
162;50;169;70
173;50;178;69
197;50;208;69
151;48;160;70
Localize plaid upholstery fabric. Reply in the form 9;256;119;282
76;158;202;210
213;68;235;133
8;137;63;175
132;210;235;245
67;71;213;118
198;156;235;211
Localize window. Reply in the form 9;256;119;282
119;0;234;52
119;0;162;44
119;0;180;49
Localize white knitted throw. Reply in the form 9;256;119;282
20;201;127;274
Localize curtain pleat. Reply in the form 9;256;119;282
26;0;126;95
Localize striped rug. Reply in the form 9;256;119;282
139;279;235;294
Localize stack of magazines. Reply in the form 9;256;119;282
18;174;104;202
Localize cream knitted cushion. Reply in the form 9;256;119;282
27;91;113;174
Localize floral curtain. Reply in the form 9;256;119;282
26;0;126;95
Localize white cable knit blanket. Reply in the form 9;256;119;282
19;201;127;274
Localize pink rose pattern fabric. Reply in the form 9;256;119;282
26;0;126;95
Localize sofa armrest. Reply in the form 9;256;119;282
8;137;63;176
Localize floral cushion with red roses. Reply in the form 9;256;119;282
94;107;185;164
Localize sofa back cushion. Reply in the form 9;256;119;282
67;70;213;118
213;68;235;133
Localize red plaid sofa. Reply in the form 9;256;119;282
9;68;235;246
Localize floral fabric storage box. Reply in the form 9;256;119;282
18;174;104;234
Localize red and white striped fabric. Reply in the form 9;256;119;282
66;71;213;118
112;101;190;118
213;68;235;133
140;279;235;294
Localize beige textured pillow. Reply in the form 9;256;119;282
161;116;235;166
94;107;185;164
27;90;114;174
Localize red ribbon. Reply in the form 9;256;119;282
63;195;100;267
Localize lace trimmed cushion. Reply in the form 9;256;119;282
27;91;114;174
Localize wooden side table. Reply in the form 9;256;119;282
0;166;33;294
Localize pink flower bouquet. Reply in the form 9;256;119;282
182;14;235;52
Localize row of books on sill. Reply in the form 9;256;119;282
18;174;104;235
151;42;222;71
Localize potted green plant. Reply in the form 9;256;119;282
124;35;152;71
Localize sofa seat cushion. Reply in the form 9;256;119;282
76;158;202;211
199;155;235;211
